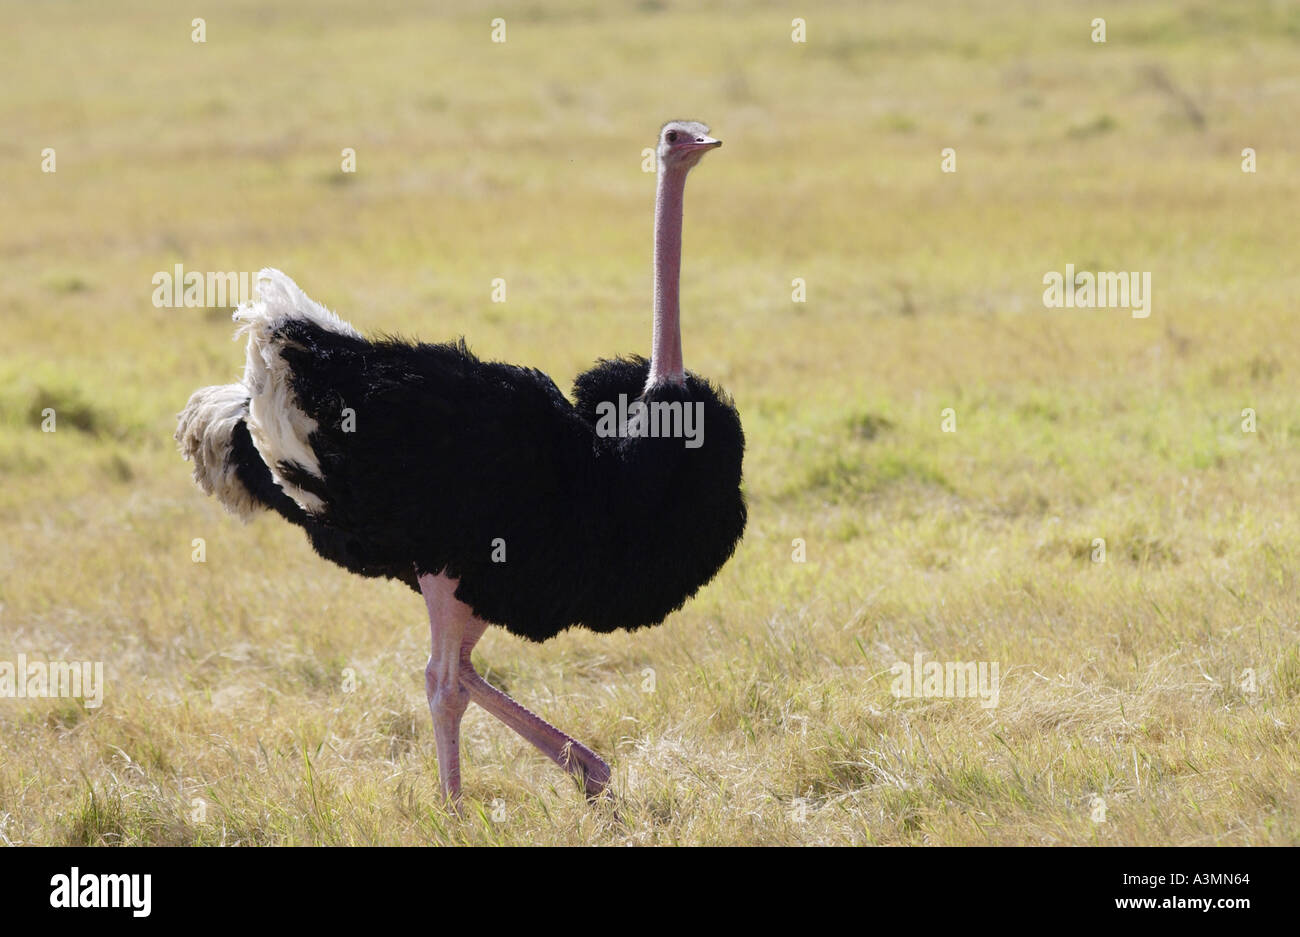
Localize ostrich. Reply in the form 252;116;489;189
176;120;745;803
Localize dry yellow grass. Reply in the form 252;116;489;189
1;0;1298;845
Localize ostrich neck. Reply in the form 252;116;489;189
647;163;688;388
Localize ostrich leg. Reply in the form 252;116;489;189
459;657;611;797
419;572;472;803
419;572;611;800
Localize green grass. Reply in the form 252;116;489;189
0;0;1297;845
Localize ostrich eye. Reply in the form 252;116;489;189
666;130;678;143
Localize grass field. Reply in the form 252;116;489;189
1;0;1298;845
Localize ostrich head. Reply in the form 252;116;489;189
657;120;722;172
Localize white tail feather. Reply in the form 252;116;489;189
231;269;359;514
175;383;261;519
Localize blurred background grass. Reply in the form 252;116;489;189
0;0;1297;844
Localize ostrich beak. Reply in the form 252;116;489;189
688;135;722;150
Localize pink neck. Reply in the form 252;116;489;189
647;162;688;388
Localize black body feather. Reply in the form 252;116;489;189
232;320;747;642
